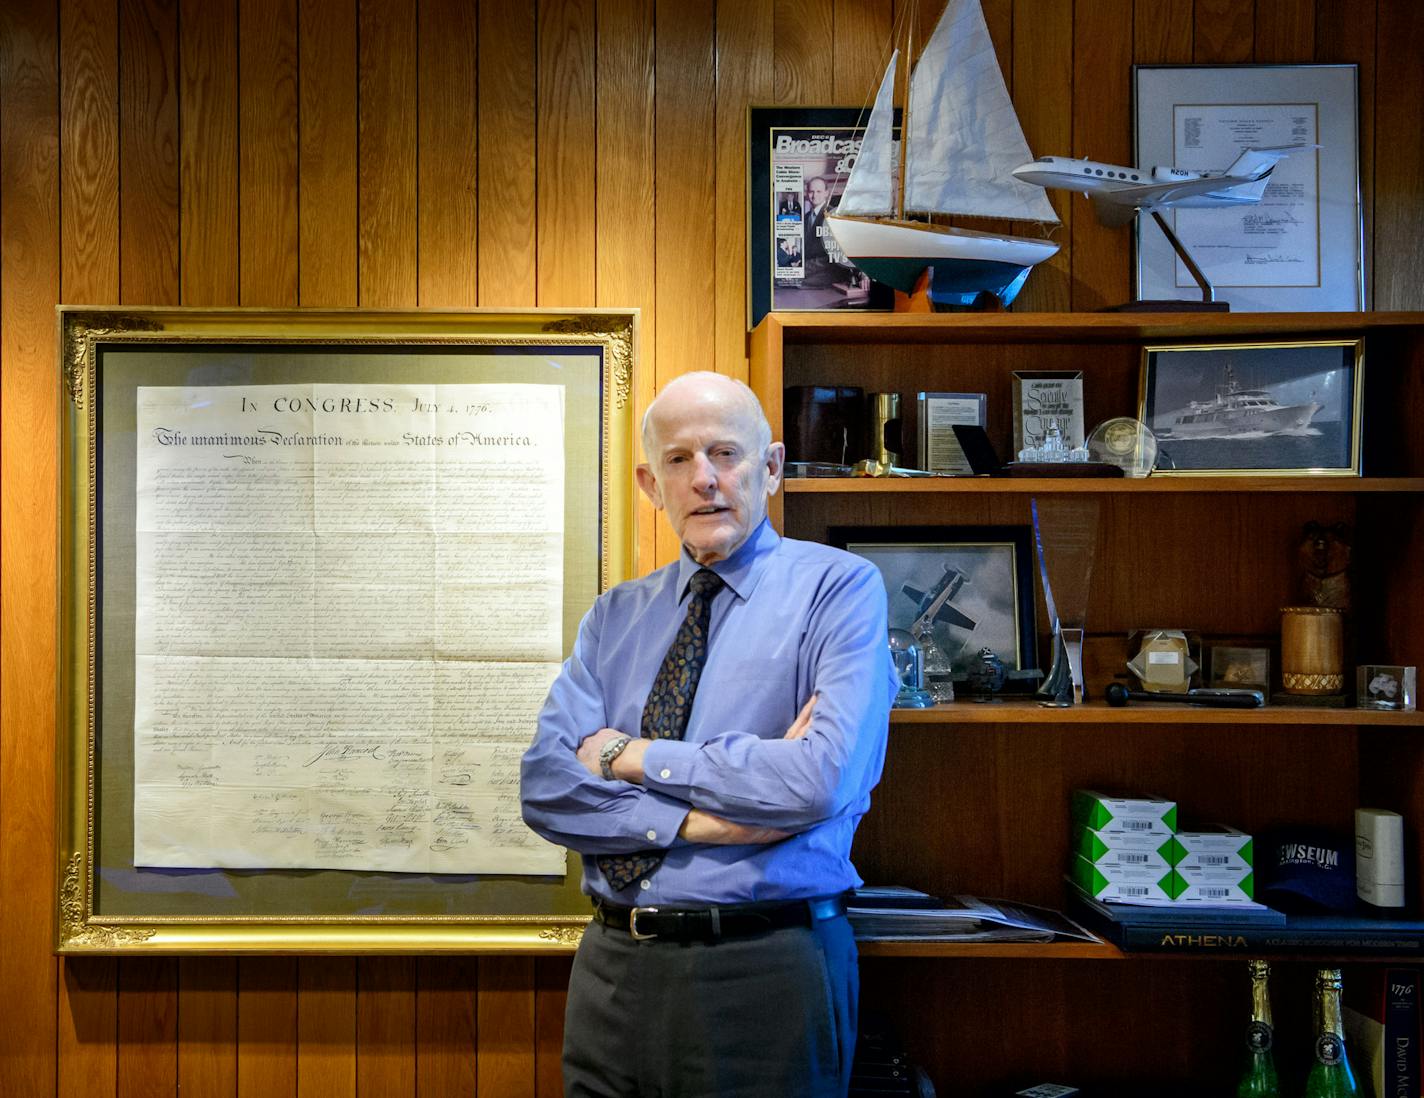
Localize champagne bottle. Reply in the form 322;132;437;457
1235;960;1280;1098
1304;968;1359;1098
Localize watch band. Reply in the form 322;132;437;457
598;735;633;780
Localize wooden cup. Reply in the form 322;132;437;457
1279;606;1344;694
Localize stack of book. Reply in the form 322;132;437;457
848;886;1098;945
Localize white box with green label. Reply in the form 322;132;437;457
1069;854;1178;902
1174;861;1255;904
1071;825;1176;871
1070;790;1177;836
1165;826;1253;872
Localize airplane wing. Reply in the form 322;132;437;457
1088;175;1265;227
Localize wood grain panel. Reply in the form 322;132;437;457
239;0;300;305
534;958;573;1097
595;0;657;572
1134;0;1192;63
298;0;358;305
356;959;416;1097
297;959;356;1098
178;958;238;1098
118;959;179;1098
538;0;596;307
653;0;716;565
1011;0;1072;311
236;959;297;1098
120;0;181;304
61;0;120;301
59;959;118;1098
1194;0;1254;62
0;7;61;1097
1372;0;1424;311
416;0;477;307
1315;0;1375;309
980;0;1012;81
1254;0;1313;60
179;0;238;305
713;0;773;381
773;0;834;104
415;957;476;1098
1070;0;1133;310
357;0;418;306
476;958;537;1098
831;0;892;104
477;0;537;306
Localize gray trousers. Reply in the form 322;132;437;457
562;913;858;1098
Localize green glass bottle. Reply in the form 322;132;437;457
1304;968;1360;1098
1235;960;1281;1098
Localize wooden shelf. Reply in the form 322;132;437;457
766;310;1424;345
786;476;1424;494
889;699;1424;725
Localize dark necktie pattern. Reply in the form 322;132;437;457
597;568;724;891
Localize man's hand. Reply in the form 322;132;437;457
678;808;789;845
576;728;651;783
783;694;817;740
575;728;630;778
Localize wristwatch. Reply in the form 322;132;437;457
598;735;633;781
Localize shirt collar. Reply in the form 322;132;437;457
674;517;780;603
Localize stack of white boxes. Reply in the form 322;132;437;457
1069;790;1254;904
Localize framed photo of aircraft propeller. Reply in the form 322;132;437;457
1139;339;1364;476
826;526;1038;683
1133;64;1362;312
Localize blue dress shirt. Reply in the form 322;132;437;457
520;518;897;905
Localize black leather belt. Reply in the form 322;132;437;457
592;894;847;942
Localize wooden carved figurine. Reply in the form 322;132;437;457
1297;521;1351;611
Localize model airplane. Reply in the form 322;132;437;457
1011;145;1314;227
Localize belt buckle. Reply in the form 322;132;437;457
628;906;660;940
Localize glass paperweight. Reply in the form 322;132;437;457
888;628;935;708
1087;417;1158;477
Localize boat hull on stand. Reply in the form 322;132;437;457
828;215;1059;306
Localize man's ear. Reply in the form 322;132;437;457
763;441;786;496
635;464;664;510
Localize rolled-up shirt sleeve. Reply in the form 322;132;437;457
640;558;894;832
520;598;691;855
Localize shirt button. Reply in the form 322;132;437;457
646;829;657;841
640;879;651;890
659;768;671;779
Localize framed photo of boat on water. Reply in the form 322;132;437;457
1138;339;1363;476
747;107;898;329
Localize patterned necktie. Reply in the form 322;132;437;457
597;568;724;891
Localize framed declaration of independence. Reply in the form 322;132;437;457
56;307;638;954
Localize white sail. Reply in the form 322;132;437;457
905;0;1059;223
836;51;898;216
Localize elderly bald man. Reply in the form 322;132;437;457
521;371;896;1098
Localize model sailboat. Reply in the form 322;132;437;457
828;0;1060;307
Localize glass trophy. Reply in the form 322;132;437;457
1031;496;1100;706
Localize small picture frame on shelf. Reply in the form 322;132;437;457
1207;645;1271;693
1356;664;1416;711
917;392;985;474
827;525;1038;680
1139;339;1363;476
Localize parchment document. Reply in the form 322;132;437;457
1171;103;1320;287
133;383;568;874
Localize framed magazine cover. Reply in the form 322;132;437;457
747;106;898;329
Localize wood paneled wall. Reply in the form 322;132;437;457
3;1;1421;1094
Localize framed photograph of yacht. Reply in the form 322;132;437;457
1139;339;1363;476
747;107;898;329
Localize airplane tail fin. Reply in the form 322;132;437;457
1219;144;1316;200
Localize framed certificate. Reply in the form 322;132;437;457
1133;65;1363;311
56;307;637;953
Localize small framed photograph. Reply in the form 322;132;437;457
1208;645;1271;692
827;525;1037;678
1133;64;1362;312
917;392;986;474
1140;339;1363;476
1356;665;1416;711
747;107;897;329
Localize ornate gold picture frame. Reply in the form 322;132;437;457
57;307;637;953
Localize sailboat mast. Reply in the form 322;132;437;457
895;1;914;221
